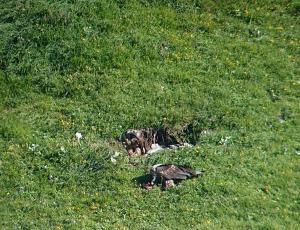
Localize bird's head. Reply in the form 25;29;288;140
122;130;142;155
149;164;163;185
149;164;162;174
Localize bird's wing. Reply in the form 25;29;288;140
177;166;199;176
158;165;191;180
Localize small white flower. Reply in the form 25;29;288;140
219;136;231;145
201;129;210;136
60;146;66;153
75;132;83;140
29;144;38;151
110;156;117;164
113;151;121;157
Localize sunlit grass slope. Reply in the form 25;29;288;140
0;0;299;228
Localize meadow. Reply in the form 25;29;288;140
0;0;299;229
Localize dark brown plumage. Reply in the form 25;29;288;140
121;128;183;156
121;129;157;156
149;164;203;189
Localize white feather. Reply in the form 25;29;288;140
147;144;163;154
151;164;163;172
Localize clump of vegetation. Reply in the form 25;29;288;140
0;0;299;228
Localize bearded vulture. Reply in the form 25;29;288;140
148;164;203;189
121;129;157;156
121;128;192;156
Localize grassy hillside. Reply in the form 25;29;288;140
0;0;299;228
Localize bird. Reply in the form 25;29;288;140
121;128;191;156
121;129;157;156
148;164;203;189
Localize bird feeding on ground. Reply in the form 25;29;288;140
121;128;192;156
144;164;204;190
121;129;156;156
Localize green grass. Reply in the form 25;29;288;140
0;0;299;228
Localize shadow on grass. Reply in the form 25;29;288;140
132;174;152;186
